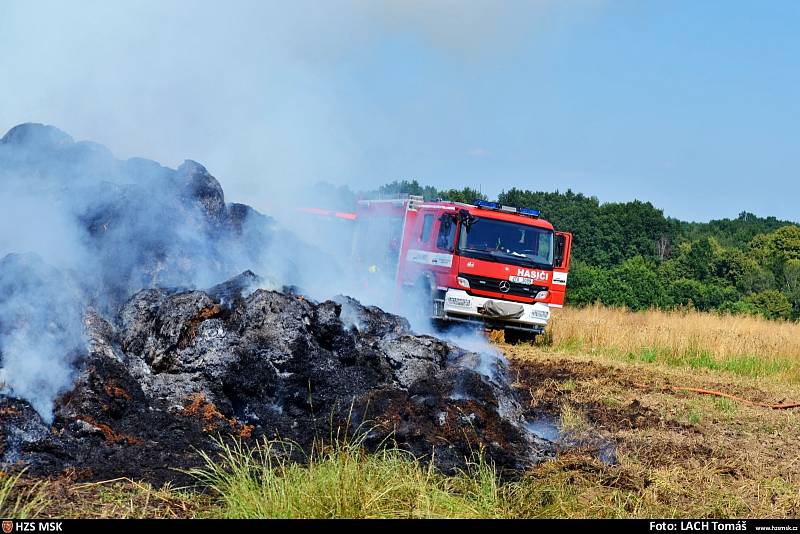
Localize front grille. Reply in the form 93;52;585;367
460;274;546;299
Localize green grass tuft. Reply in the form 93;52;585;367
615;344;794;380
0;470;49;519
186;436;521;519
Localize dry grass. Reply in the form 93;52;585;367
558;403;591;438
33;477;204;518
503;343;800;518
542;304;800;382
497;305;800;517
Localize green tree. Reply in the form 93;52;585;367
680;238;718;281
438;187;487;204
666;278;738;311
744;290;793;321
750;225;800;271
375;180;440;200
679;212;796;249
597;201;677;265
564;261;606;306
496;189;678;268
782;259;800;319
609;257;672;311
711;248;753;286
569;256;670;311
732;260;775;295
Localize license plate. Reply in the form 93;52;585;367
446;297;471;308
509;276;533;285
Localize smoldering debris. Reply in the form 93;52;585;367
0;123;557;485
0;278;553;485
0;123;282;419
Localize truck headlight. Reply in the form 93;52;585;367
535;290;549;300
457;276;470;289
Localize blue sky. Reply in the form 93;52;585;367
1;0;798;221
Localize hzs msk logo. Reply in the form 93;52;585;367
3;522;60;532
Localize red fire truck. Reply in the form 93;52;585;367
309;195;573;341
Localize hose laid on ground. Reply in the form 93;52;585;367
671;386;800;410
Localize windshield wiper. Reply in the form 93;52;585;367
489;250;553;269
463;248;551;268
489;250;535;265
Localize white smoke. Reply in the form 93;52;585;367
0;0;570;208
0;254;85;423
0;124;279;420
0;0;573;421
0;122;516;423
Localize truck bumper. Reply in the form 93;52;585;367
439;289;550;333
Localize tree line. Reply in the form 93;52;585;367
311;179;800;321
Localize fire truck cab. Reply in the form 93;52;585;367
353;196;573;340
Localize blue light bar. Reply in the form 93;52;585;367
518;207;541;218
475;200;500;210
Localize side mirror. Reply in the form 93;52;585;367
554;234;566;268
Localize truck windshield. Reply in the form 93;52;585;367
458;216;554;269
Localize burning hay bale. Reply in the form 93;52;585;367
0;123;554;485
0;277;552;485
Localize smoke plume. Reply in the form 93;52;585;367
0;122;484;421
0;124;291;420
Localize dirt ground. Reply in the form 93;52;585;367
505;342;800;517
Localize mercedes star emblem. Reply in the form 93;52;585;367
499;281;511;293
